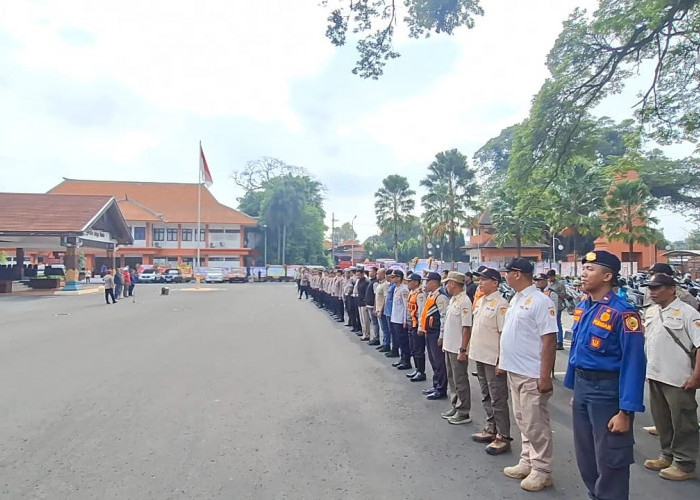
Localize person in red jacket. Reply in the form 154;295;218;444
122;268;131;298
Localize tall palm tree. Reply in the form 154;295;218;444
265;180;304;265
490;186;545;257
602;180;662;273
420;149;479;269
374;175;416;261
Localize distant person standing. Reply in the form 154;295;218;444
113;269;123;301
103;270;116;304
123;268;131;298
547;270;567;350
101;264;108;275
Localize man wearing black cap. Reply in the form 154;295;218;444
564;251;646;500
390;269;412;370
464;272;477;304
643;263;700;312
420;272;450;399
470;267;512;455
642;272;700;481
499;258;558;492
405;273;427;381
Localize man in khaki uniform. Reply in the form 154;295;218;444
440;271;474;424
643;273;700;481
470;267;511;455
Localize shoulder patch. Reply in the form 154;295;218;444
694;319;700;330
548;307;556;317
498;306;507;315
573;308;583;323
623;312;643;334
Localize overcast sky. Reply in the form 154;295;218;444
0;0;695;243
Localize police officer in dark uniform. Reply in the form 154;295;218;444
564;251;646;500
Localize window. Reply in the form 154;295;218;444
166;229;178;241
133;227;146;240
182;229;192;241
153;228;165;241
198;229;205;242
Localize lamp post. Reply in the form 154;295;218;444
262;224;268;268
351;215;357;264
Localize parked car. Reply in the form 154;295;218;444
205;269;224;283
266;265;286;282
162;269;183;283
139;269;159;283
226;267;248;283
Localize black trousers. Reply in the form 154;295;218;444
298;285;308;299
426;330;447;393
336;297;344;321
104;289;116;304
349;297;360;330
409;327;426;373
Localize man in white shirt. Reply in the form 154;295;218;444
643;273;700;481
390;270;412;370
440;271;474;425
499;258;558;492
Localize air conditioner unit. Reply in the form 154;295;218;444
210;243;215;248
219;242;224;247
154;242;161;248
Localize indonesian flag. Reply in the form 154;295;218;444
199;142;213;187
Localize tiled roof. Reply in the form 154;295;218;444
117;199;162;222
49;179;257;225
0;193;115;233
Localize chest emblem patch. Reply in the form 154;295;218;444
590;337;602;349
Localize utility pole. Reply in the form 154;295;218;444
331;212;339;265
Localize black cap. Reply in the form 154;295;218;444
385;269;393;276
407;272;422;282
476;265;487;273
426;272;442;282
392;269;404;279
581;251;621;274
465;272;473;278
546;269;557;277
648;263;674;276
642;273;677;288
534;273;548;281
475;267;501;283
502;258;534;274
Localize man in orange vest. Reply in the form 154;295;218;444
421;272;450;400
406;273;427;382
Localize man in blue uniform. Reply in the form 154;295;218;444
564;251;646;500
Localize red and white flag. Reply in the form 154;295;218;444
199;142;213;187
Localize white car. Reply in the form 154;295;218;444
139;270;159;283
205;270;224;283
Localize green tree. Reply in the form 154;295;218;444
602;180;662;272
324;0;484;78
686;228;700;248
374;175;416;261
490;187;546;258
332;222;357;245
472;123;521;190
420;149;479;269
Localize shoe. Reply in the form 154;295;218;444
441;408;457;419
485;436;511;455
644;457;673;471
385;352;399;358
345;323;352;327
448;413;472;425
659;465;696;481
405;370;418;378
556;343;564;351
361;337;370;341
377;346;390;352
396;363;412;370
422;387;436;395
643;426;659;436
426;392;447;400
520;471;552;492
410;372;426;382
392;360;402;367
368;340;380;346
336;319;344;322
471;430;496;443
504;463;531;480
352;328;361;333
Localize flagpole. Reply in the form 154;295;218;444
196;141;202;289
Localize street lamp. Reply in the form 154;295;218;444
351;215;357;264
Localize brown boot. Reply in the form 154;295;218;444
644;457;672;471
471;430;496;443
659;465;696;481
486;435;512;455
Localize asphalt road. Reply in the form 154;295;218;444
0;284;698;499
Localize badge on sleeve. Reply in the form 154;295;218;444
623;312;643;334
573;308;583;323
499;306;507;316
549;307;556;317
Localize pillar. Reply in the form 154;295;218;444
15;247;25;280
63;241;80;291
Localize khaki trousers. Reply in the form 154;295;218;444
508;372;553;475
445;351;471;413
359;306;371;339
649;379;699;472
476;361;511;438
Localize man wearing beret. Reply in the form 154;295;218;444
500;258;558;492
642;272;700;481
564;251;646;499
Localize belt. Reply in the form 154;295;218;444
575;368;619;381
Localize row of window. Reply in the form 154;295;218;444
131;227;240;242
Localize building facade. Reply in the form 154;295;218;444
49;179;259;271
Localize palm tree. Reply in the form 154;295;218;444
264;178;304;265
490;187;545;257
374;175;416;261
602;180;662;273
421;149;479;269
